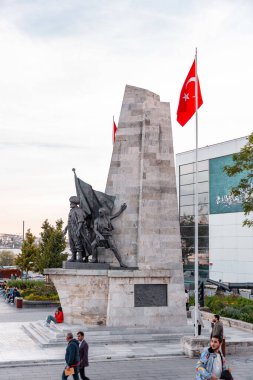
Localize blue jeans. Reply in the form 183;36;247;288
46;315;57;324
62;367;79;380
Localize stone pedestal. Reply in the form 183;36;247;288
107;269;185;327
45;268;109;325
45;267;186;328
46;85;186;329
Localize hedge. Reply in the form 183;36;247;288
6;279;59;301
205;294;253;324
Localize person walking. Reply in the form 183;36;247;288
185;289;189;311
196;335;233;379
62;332;80;380
211;314;225;355
192;306;205;335
77;331;89;380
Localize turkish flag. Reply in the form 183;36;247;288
177;60;203;127
113;120;118;143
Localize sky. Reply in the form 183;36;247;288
0;0;252;236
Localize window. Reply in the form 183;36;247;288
180;192;209;206
180;173;194;185
180;225;209;237
179;159;210;282
180;163;194;175
180;171;209;186
180;205;194;216
180;160;208;175
180;184;194;196
198;182;209;193
180;195;195;206
197;171;208;182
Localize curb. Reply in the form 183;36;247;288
0;353;187;368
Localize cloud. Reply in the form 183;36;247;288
0;0;253;235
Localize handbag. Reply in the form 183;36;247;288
65;367;75;376
220;369;233;380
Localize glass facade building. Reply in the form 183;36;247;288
179;160;209;286
176;136;253;285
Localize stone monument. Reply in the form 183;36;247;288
45;85;187;328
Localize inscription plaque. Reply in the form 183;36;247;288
134;284;167;307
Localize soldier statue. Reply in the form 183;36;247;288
91;203;127;268
63;196;92;262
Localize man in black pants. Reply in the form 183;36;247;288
77;331;89;380
62;332;80;380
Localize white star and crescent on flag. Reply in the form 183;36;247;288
176;59;203;126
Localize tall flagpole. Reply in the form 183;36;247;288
194;47;199;337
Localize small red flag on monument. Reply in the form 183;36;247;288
113;119;118;143
177;59;203;127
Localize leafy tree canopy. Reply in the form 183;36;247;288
15;229;38;274
0;250;16;266
34;219;68;273
224;132;253;227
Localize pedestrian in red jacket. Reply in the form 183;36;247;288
45;306;64;327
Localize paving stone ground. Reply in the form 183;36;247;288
0;355;251;380
0;297;253;378
0;300;54;323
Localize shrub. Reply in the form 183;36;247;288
7;279;39;289
240;313;253;323
205;294;253;324
240;305;253;315
189;294;195;306
6;279;59;301
222;306;241;319
25;294;59;301
205;295;225;313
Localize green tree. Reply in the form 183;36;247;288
34;219;68;273
15;230;38;274
0;250;16;266
224;132;253;227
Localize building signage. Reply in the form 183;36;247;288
209;154;251;214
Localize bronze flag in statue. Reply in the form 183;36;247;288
72;168;115;220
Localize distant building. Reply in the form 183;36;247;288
0;233;22;249
176;136;253;284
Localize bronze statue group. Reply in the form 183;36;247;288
63;195;127;268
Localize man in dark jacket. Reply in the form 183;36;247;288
211;314;224;340
77;331;89;380
211;314;225;355
11;287;21;303
62;332;80;380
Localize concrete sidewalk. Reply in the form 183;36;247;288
1;296;253;367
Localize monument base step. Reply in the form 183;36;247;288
22;321;193;348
